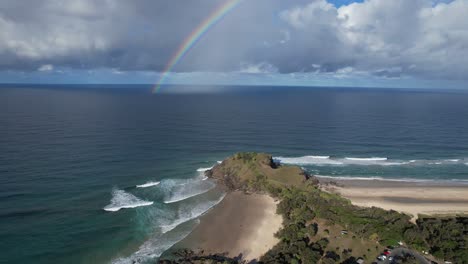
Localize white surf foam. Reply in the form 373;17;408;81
196;167;213;172
112;219;200;264
163;184;214;204
316;175;468;184
345;157;388;161
160;193;225;233
159;166;219;204
103;189;153;212
308;155;331;159
274;156;344;165
112;193;226;264
136;181;160;188
275;155;400;166
275;155;466;167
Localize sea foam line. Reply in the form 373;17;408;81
197;166;213;172
344;157;387;161
136;181;161;188
112;194;226;264
160;193;226;234
163;184;215;204
275;155;467;166
112;219;201;264
315;175;468;184
103;189;153;212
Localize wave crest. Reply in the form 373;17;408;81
136;181;160;188
163;181;215;204
344;157;387;161
111;193;225;264
196;167;213;172
160;193;225;233
275;155;467;167
103;189;153;212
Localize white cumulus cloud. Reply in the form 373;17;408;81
37;64;54;72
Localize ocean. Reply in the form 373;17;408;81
1;85;468;264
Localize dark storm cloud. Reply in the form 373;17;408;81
0;0;468;80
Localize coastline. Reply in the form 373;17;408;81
161;152;468;263
319;177;468;221
169;191;282;262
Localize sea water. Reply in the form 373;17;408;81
1;86;468;263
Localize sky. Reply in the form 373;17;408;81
0;0;467;90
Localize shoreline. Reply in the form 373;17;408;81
319;177;468;221
316;175;468;186
169;191;282;262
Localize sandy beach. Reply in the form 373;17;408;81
319;178;468;221
173;191;282;261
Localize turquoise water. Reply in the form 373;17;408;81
1;86;468;263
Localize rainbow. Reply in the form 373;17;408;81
152;0;243;93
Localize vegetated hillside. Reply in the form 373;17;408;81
416;217;468;263
261;185;421;263
161;153;468;264
206;152;313;191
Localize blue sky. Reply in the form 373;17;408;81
328;0;363;6
0;0;467;90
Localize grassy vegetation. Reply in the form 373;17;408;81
260;184;413;263
206;152;307;191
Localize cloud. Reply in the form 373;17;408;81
238;62;278;74
37;64;54;72
0;0;467;83
276;0;468;79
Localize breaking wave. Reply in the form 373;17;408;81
111;193;225;264
136;181;160;188
345;157;387;161
196;167;213;172
275;155;467;167
274;156;344;165
103;189;153;212
157;171;216;204
112;220;200;264
160;193;225;233
163;181;215;204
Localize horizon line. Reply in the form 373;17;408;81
1;83;467;92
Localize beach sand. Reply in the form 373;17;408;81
320;178;468;221
173;191;282;261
